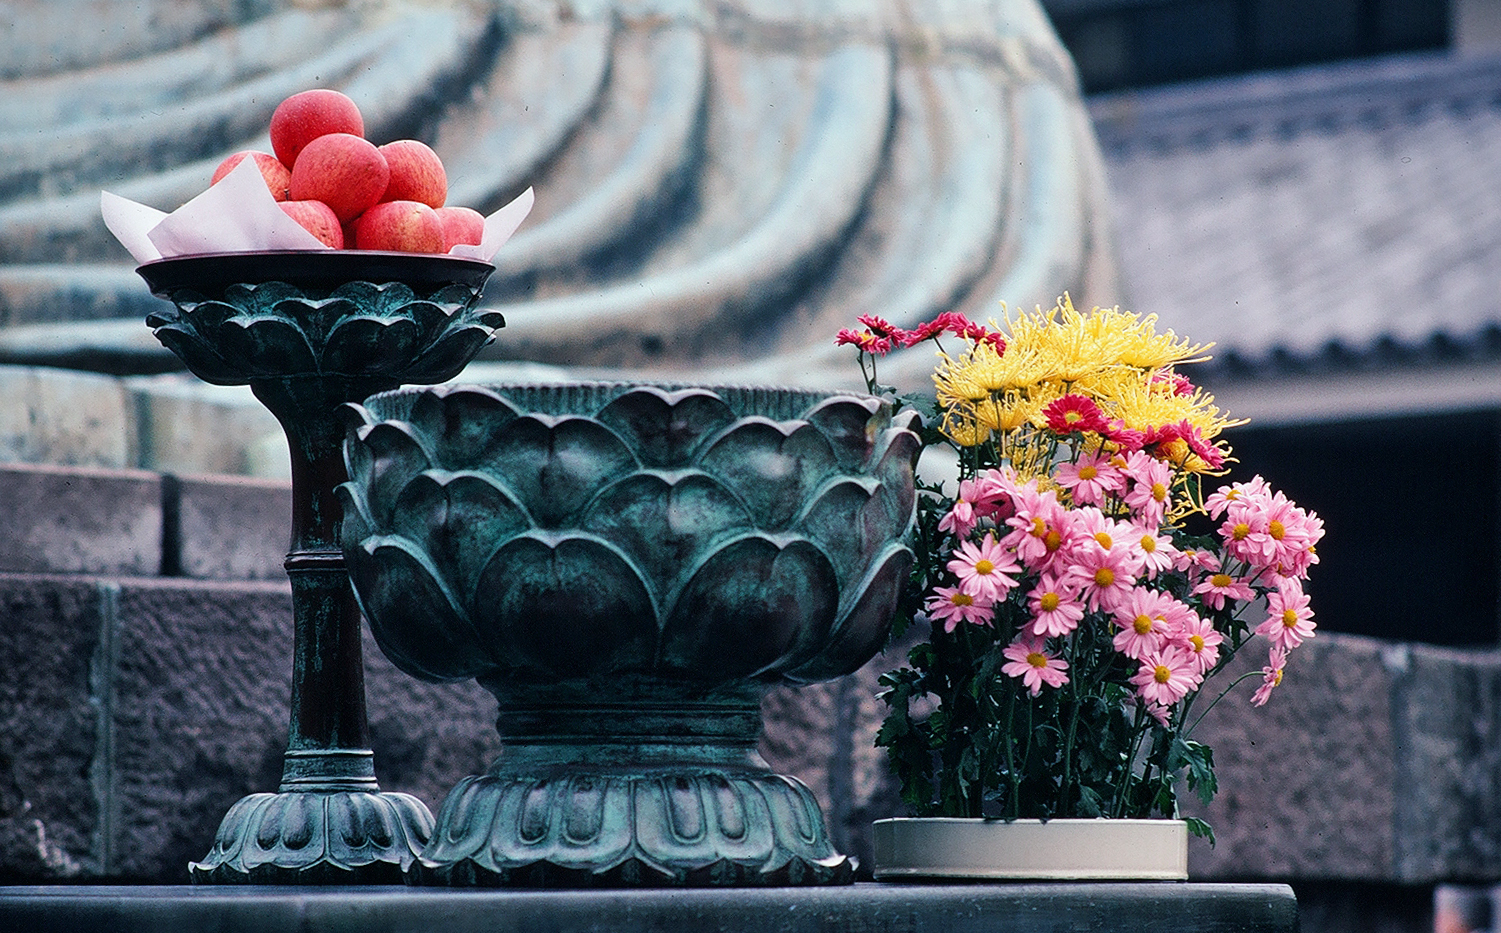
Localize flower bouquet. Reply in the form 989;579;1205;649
840;298;1322;873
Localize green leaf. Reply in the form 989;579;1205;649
1184;816;1216;846
1176;739;1218;807
1075;785;1108;818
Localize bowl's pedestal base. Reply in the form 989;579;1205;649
413;766;854;886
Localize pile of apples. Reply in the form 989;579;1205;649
210;88;484;253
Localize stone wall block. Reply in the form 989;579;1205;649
760;640;908;874
1186;632;1397;880
173;473;289;581
126;377;285;478
0;366;132;468
0;463;161;577
360;626;502;812
108;578;291;881
0;574;109;880
1393;644;1501;882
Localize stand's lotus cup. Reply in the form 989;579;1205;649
337;383;920;886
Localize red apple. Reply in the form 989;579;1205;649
353;200;445;253
269;88;364;168
288;133;389;223
211;150;291;200
435;205;484;251
279;199;343;248
378;139;447;208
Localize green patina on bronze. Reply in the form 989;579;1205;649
339;382;920;885
137;251;501;883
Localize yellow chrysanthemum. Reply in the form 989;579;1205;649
935;342;1051;398
942;410;990;448
1000;295;1213;387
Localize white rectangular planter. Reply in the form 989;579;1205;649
872;818;1189;881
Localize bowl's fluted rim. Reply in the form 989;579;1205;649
360;380;886;421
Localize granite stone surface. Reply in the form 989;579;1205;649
0;575;109;880
0;883;1299;933
106;577;293;880
0;462;162;577
1393;644;1501;882
172;472;288;581
0;366;133;468
1186;632;1398;881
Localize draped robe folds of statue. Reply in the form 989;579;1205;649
0;0;1119;391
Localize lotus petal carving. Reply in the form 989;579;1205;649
411;770;851;886
190;788;432;884
469;533;658;679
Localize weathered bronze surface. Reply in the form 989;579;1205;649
339;383;920;885
138;251;500;883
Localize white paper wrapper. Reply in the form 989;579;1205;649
102;158;533;264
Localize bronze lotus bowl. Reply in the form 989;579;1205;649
338;381;919;886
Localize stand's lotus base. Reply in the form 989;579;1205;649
189;787;433;884
0;883;1300;933
413;767;854;886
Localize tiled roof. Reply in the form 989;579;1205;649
1091;50;1501;377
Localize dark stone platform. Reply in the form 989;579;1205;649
0;883;1297;933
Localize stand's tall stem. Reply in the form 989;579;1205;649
190;375;433;883
258;376;383;786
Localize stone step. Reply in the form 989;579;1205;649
0;461;287;581
0;883;1300;932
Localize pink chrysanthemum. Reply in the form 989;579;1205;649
1066;543;1138;612
1053;452;1125;507
1001;485;1074;572
857;313;903;342
940;472;1016;538
1251;646;1289;707
969;468;1019;522
946;535;1021;602
1150;370;1195;397
1142;699;1173;728
1130;646;1203;707
1192;558;1255;611
1205;475;1273;520
1255;579;1316;650
1177;420;1228;470
1104;420;1148;452
925;585;994;633
1001;636;1070;696
834;328;893;355
1069;508;1143;570
1121;450;1174;525
1174;547;1217;574
1174;613;1224;675
1110;588;1178;659
938;495;978;538
1043;394;1110;435
1027;573;1087;638
902;311;977;347
1130;524;1178;580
